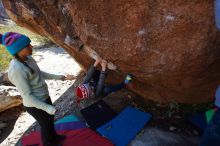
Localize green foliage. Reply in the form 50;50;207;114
0;45;12;71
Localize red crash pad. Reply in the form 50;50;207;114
22;128;113;146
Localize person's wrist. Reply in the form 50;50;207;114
94;62;99;67
61;75;66;80
102;66;106;71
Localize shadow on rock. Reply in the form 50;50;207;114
0;106;24;143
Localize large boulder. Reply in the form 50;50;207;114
0;73;14;86
0;1;11;25
2;0;220;103
0;95;22;113
0;86;22;112
0;1;8;19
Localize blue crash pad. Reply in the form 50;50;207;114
55;121;87;131
97;106;152;146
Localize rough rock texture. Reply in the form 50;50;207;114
0;85;22;113
129;128;199;146
0;73;14;86
0;95;22;113
2;0;220;103
0;1;10;24
0;1;8;19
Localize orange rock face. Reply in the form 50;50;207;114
3;0;220;103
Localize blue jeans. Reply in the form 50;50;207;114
102;82;125;96
92;70;125;97
200;109;220;146
215;0;220;30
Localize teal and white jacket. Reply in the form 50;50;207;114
8;56;64;113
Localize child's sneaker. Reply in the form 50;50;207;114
124;74;132;84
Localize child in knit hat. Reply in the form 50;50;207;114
75;56;132;105
0;32;75;146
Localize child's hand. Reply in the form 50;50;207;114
94;56;102;67
101;59;107;71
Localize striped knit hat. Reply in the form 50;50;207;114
76;84;92;100
0;32;31;55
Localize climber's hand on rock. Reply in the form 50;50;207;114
101;59;107;71
94;56;102;67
